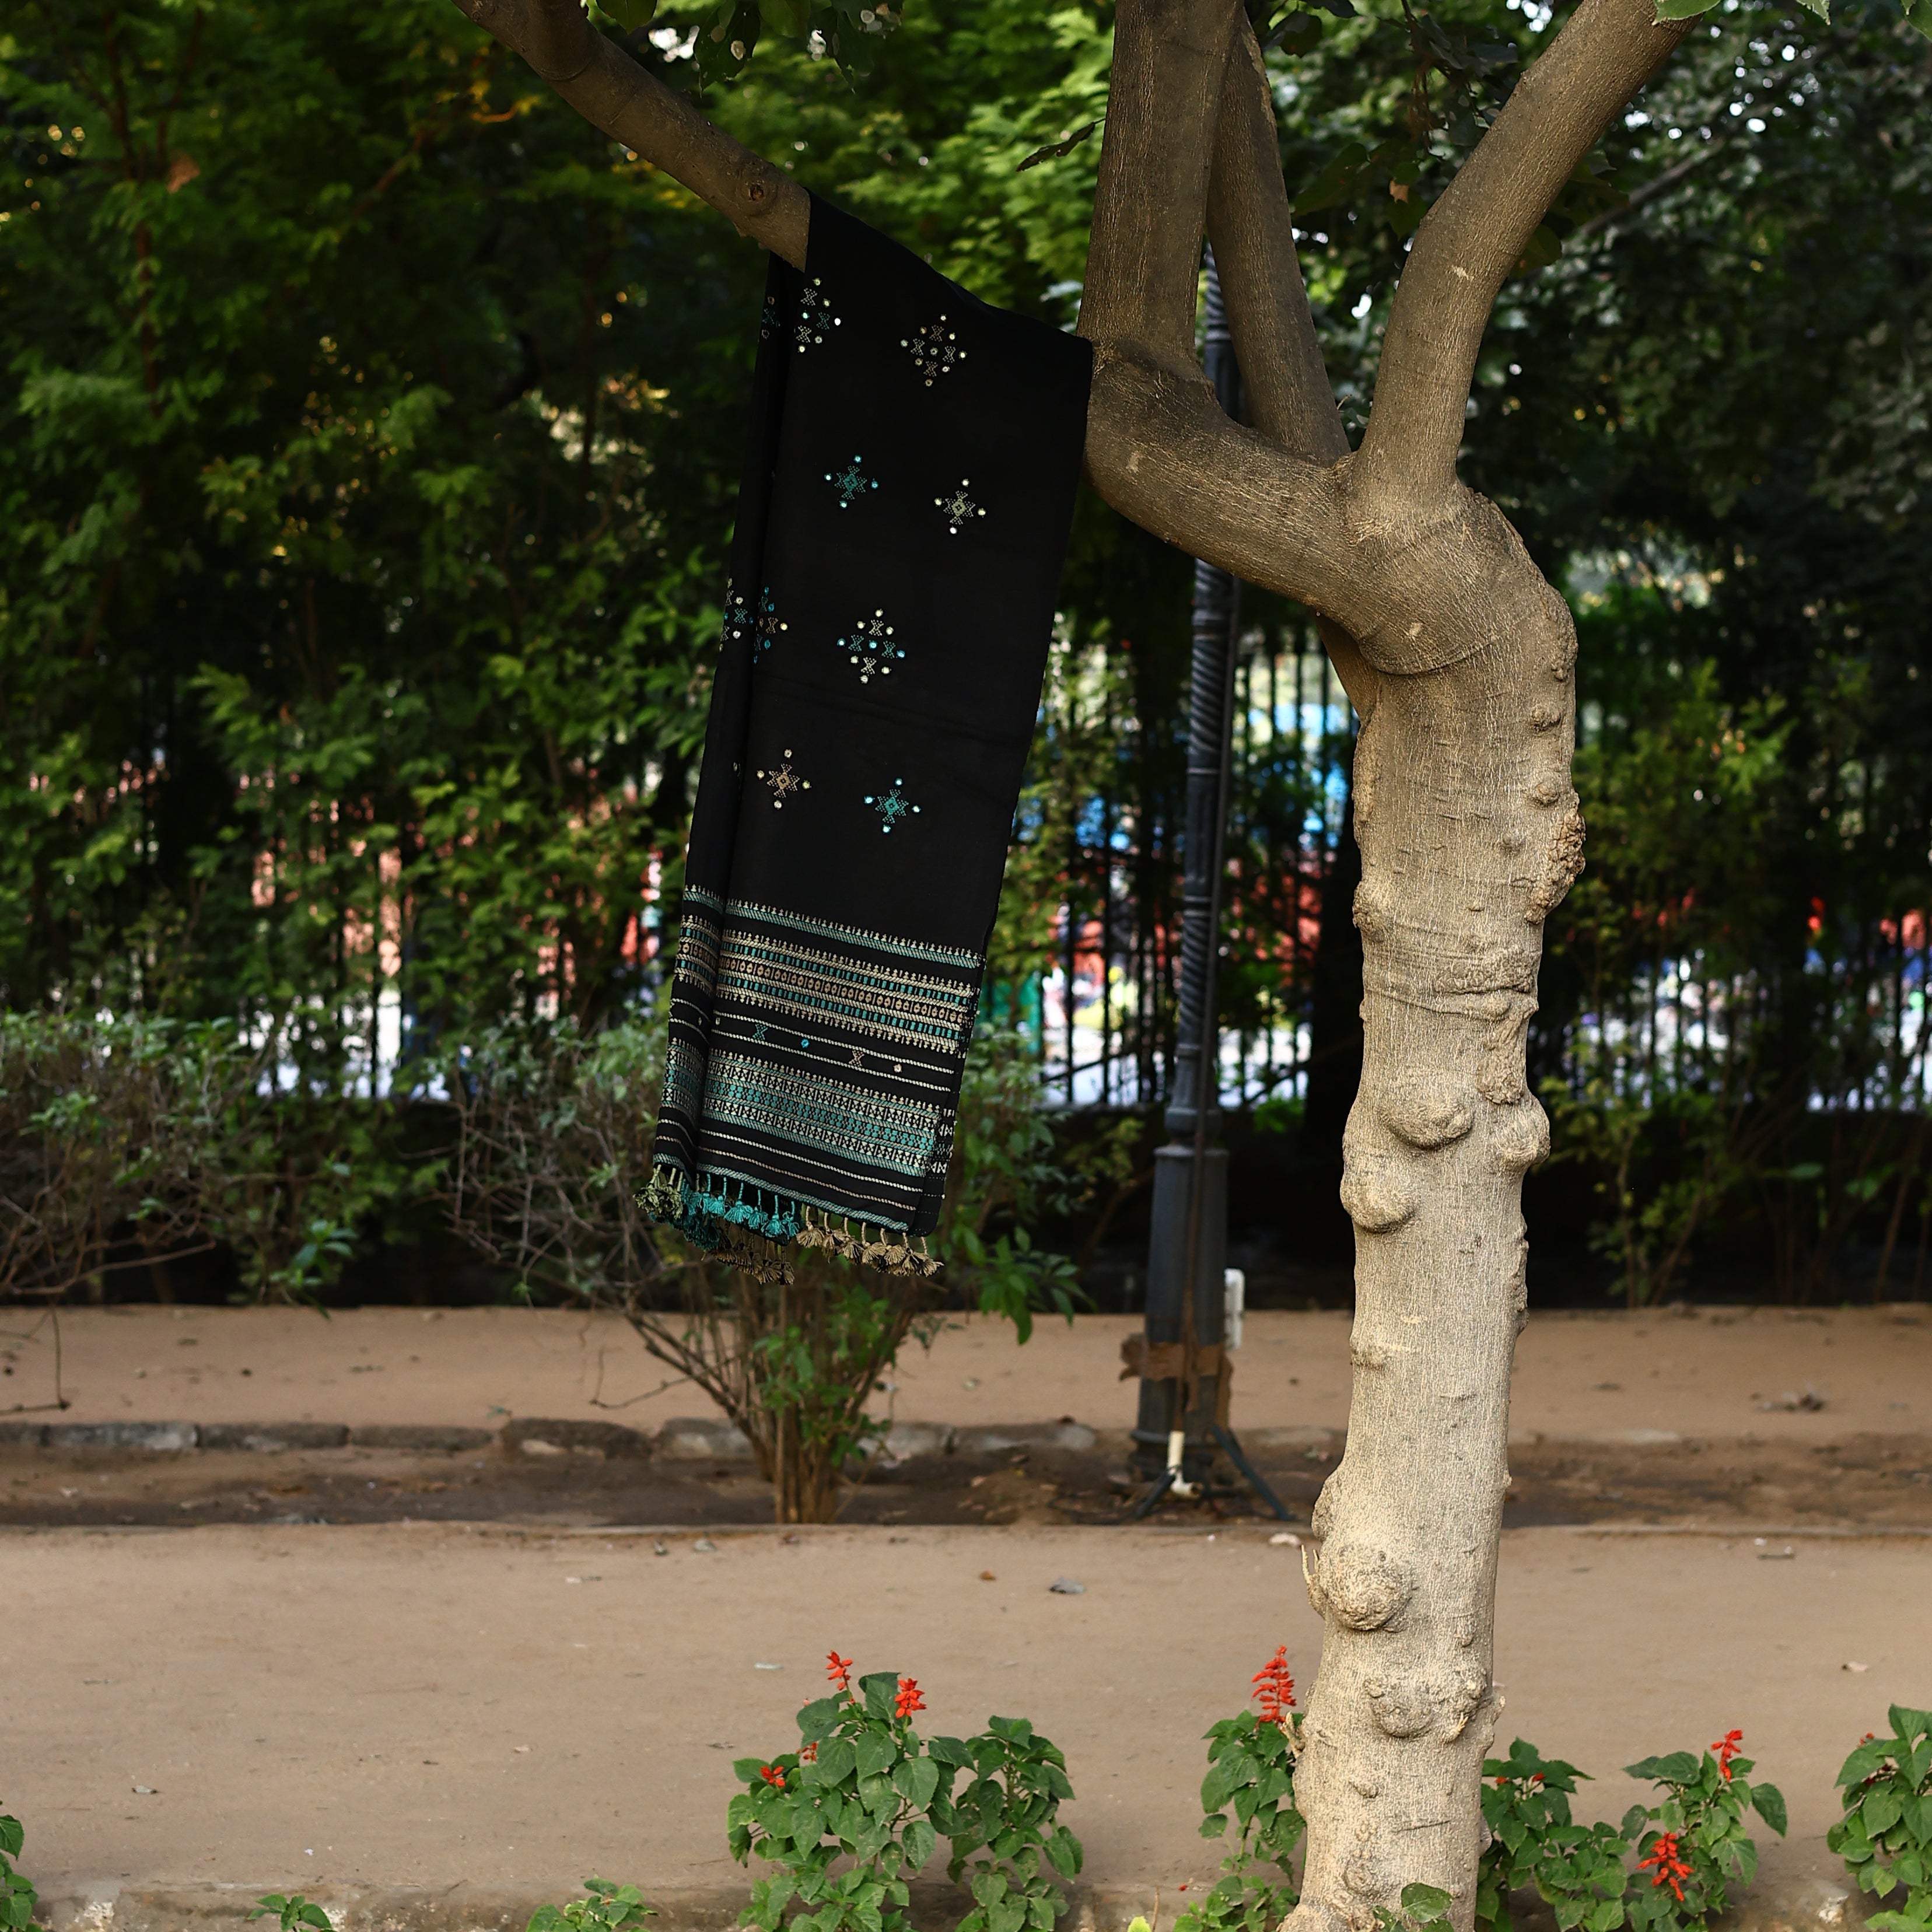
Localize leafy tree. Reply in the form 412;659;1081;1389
441;0;1923;1919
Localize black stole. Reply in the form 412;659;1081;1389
645;197;1092;1280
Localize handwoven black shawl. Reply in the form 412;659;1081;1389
644;197;1092;1281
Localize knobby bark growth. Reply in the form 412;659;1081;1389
442;0;1689;1916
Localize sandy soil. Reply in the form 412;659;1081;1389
5;1305;1928;1447
8;1521;1924;1896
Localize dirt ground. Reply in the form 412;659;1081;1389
4;1423;1932;1532
5;1304;1927;1446
8;1521;1926;1895
5;1304;1928;1905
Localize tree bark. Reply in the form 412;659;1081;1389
442;0;1691;1916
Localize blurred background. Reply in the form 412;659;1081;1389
5;0;1931;1314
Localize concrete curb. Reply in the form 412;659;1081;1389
30;1875;1875;1932
0;1418;1107;1461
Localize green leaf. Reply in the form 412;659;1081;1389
1626;1755;1699;1787
0;1821;20;1860
1866;1790;1906;1838
1402;1886;1454;1920
904;1818;938;1871
1752;1783;1788;1837
895;1755;939;1809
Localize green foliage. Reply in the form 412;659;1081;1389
246;1899;332;1932
1478;1740;1630;1932
1622;1738;1785;1932
0;1009;428;1303
1829;1707;1932;1932
1;1814;37;1932
729;1657;1080;1932
1177;1706;1306;1932
525;1879;656;1932
1542;653;1795;1304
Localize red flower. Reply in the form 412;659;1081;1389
759;1764;786;1789
1251;1646;1296;1728
1640;1832;1692;1904
827;1651;854;1693
895;1676;926;1719
1712;1730;1744;1782
800;1741;818;1763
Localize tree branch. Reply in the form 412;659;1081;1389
1205;11;1348;464
447;0;809;265
1082;0;1241;376
1360;0;1689;505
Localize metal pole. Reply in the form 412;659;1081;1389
1129;250;1241;1485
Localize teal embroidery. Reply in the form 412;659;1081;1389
864;778;922;834
936;479;984;536
826;456;877;509
757;750;811;810
760;295;780;340
795;278;840;351
837;609;905;685
902;314;964;385
720;586;751;651
753;587;787;662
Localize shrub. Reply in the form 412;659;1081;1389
526;1880;656;1932
1176;1647;1306;1932
1477;1740;1630;1932
447;1019;1116;1521
1829;1706;1932;1932
1622;1732;1785;1932
1;1813;37;1932
727;1651;1081;1932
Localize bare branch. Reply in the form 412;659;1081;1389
1360;0;1689;503
1082;0;1242;375
447;0;810;265
1206;12;1348;464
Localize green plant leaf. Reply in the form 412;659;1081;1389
1752;1783;1788;1837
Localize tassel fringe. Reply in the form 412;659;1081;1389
642;1164;941;1283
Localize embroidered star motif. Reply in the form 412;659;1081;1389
826;456;877;510
752;1023;769;1043
863;778;922;834
756;750;811;810
936;479;984;536
901;314;964;386
849;1048;865;1067
837;609;905;685
752;587;788;662
794;278;840;352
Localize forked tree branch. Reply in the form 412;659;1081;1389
1205;11;1348;465
1359;0;1689;503
451;0;810;264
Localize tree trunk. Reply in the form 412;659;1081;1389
1290;601;1575;1932
441;0;1681;1916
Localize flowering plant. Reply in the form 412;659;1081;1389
1476;1740;1631;1932
1175;1647;1307;1932
1828;1704;1932;1932
1620;1732;1785;1932
727;1651;1082;1932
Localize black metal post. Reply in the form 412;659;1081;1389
1129;252;1241;1485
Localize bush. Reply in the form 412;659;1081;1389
728;1651;1081;1932
444;1016;1122;1521
1176;1647;1306;1932
1830;1706;1932;1932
